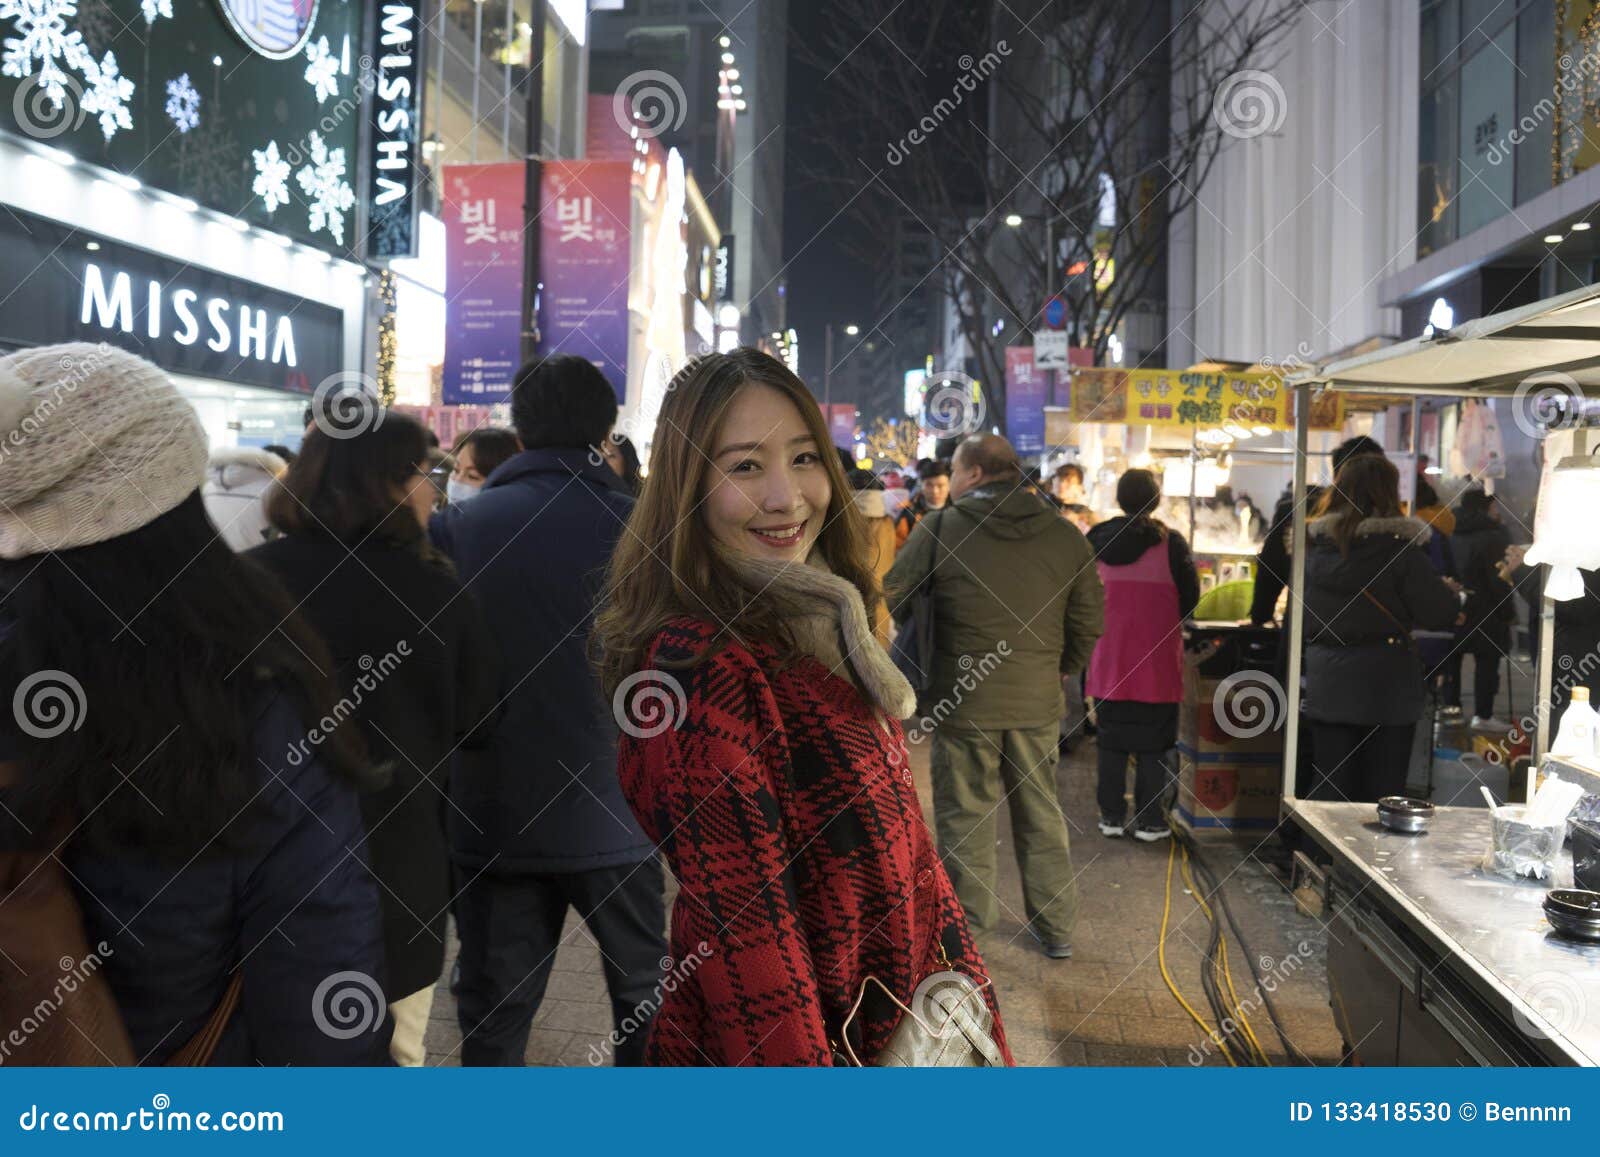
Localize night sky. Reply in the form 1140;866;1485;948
781;1;876;397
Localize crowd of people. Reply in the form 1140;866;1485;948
2;339;1538;1069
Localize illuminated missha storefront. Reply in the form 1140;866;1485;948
0;0;424;447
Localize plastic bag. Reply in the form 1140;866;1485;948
1482;805;1566;880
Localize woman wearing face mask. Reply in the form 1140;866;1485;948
448;427;521;505
595;349;1010;1067
250;412;500;1066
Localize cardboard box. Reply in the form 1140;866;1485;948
1179;666;1287;760
1175;751;1281;831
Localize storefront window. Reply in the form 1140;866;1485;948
1516;0;1555;204
1457;24;1517;238
1419;76;1458;258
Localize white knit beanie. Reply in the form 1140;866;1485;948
0;342;209;559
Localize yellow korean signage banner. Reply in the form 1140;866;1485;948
1066;369;1342;432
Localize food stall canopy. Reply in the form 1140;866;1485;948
1295;281;1600;396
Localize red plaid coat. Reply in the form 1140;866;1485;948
617;618;1011;1066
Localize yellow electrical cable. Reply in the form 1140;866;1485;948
1158;832;1237;1066
1179;847;1270;1066
1180;844;1271;1066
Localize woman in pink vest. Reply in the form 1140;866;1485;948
1085;469;1200;841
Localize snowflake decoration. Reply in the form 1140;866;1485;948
1;0;92;108
164;71;199;133
139;0;169;22
295;131;355;244
252;139;291;213
303;34;337;103
78;47;131;140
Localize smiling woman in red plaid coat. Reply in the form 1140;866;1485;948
596;350;1010;1067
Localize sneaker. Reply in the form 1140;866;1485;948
1471;715;1511;731
1098;816;1125;838
1042;942;1073;959
1133;824;1171;843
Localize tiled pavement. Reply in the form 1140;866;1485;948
423;736;1345;1067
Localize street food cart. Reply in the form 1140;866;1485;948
1286;282;1600;1065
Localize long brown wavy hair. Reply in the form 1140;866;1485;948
1314;452;1402;556
594;348;878;698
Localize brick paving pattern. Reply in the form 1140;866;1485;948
424;737;1344;1067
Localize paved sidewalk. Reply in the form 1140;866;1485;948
423;737;1344;1067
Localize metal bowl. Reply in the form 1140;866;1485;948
1544;889;1600;943
1377;796;1435;834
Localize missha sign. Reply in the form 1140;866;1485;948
0;207;343;394
367;2;427;260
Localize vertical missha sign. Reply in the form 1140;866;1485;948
442;163;525;404
367;2;426;259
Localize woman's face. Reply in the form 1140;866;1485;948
451;444;484;486
703;383;830;562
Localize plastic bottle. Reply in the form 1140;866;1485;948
1551;687;1600;766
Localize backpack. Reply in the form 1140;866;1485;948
0;807;241;1066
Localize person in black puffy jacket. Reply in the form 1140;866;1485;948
1446;488;1516;725
1302;454;1462;802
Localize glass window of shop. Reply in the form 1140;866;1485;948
1418;0;1562;259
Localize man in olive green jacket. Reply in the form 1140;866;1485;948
886;434;1104;958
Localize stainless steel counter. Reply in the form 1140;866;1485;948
1292;799;1600;1066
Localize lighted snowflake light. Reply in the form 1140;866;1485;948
1;0;92;108
295;131;354;244
79;47;131;140
164;71;198;133
303;34;337;104
139;0;170;22
251;139;290;213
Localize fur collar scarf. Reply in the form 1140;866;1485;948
719;550;917;720
1306;514;1431;545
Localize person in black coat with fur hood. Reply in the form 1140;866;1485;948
1302;454;1462;802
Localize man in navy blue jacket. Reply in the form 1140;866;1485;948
430;356;664;1065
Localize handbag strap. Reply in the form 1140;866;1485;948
837;969;1001;1067
1360;588;1416;650
165;970;243;1067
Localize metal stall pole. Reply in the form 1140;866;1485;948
1283;380;1311;802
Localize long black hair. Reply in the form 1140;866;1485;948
0;491;379;858
267;411;433;553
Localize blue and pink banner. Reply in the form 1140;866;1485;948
536;160;633;402
442;163;525;405
1006;345;1046;455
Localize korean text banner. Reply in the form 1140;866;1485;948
442;163;525;405
537;160;633;403
1069;368;1290;429
1005;346;1047;454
